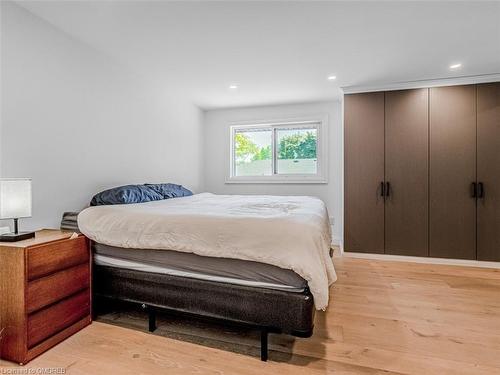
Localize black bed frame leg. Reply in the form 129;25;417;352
260;329;268;362
142;304;157;332
148;309;157;332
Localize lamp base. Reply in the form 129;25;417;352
0;231;35;242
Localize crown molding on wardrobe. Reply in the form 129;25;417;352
341;73;500;95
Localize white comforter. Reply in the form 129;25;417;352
78;193;337;310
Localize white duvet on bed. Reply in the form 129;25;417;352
78;193;337;310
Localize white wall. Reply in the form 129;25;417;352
203;101;343;243
0;3;343;240
0;2;203;231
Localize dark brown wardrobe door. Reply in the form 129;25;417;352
429;85;476;259
477;82;500;261
344;92;385;253
385;89;429;256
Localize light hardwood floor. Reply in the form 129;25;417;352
2;256;500;374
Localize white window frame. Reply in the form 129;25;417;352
227;115;328;184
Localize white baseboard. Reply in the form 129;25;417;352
343;251;500;269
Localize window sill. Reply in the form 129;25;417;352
225;177;328;184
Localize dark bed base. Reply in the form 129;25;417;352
93;265;315;361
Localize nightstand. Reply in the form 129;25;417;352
0;229;91;365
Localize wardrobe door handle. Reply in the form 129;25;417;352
471;182;477;198
380;182;385;197
478;182;484;199
385;182;390;197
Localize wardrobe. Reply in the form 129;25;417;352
344;82;500;261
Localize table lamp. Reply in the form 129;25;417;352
0;178;35;242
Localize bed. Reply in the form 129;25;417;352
77;191;336;361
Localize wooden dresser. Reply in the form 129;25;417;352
0;230;91;364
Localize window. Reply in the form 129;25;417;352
228;116;327;183
234;128;273;177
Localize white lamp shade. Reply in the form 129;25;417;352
0;178;32;219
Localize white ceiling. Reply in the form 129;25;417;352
17;1;500;109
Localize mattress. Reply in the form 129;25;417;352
79;193;336;309
93;243;308;293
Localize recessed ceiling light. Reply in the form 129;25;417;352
449;63;462;69
327;75;337;81
229;84;238;89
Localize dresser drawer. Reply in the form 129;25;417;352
27;289;90;348
27;236;88;280
27;263;90;313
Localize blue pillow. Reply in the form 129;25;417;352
145;183;193;199
90;185;163;206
